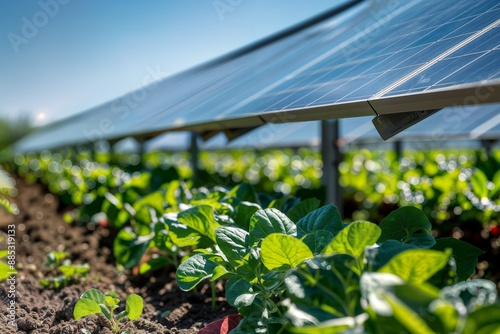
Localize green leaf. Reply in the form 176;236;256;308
384;292;436;334
215;226;249;265
432;237;484;281
133;191;164;214
470;169;489;198
226;278;258;308
176;254;218;291
234;201;261;230
431;302;458;333
286;198;321;223
379;249;450;283
99;304;112;320
463;304;500;334
406;232;436;248
117;310;128;321
126;294;143;320
227;183;258;203
81;289;106;304
296;204;343;238
248;208;296;246
58;265;76;277
211;265;230;281
261;233;313;271
322;221;381;258
0;262;13;280
74;299;102;320
378;206;432;243
80;329;92;334
113;228;152;269
177;205;220;243
370;240;416;270
104;295;120;307
302;230;334;254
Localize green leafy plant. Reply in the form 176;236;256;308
74;288;143;334
176;205;495;333
39;251;89;289
0;236;16;281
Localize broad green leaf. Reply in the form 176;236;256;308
378;206;432;243
234;201;261;230
370;240;416;270
470;169;489;198
261;234;313;271
384;293;436;334
133;191;164;214
379;249;449;283
432;237;484;281
81;289;106;304
226;279;258;308
113;228;152;269
211;265;230;281
80;329;92;334
0;250;8;258
430;302;458;334
215;226;249;265
176;254;218;291
177;205;220;243
296;204;343;238
74;299;102;320
322;221;381;259
406;232;436;248
139;257;171;275
227;183;258;203
286;198;321;223
0;262;13;280
126;294;143;320
302;230;334;254
248;209;296;245
463;304;500;334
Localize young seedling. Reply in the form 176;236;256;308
74;288;143;334
40;251;89;289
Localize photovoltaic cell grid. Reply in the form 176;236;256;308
13;0;500;153
220;0;500;115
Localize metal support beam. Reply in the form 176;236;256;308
394;140;403;160
190;132;200;184
321;120;343;216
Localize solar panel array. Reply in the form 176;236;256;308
14;0;500;153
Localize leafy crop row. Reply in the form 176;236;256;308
174;203;499;333
8;149;500;333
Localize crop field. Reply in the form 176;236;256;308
1;148;499;333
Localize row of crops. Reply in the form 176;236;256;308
5;148;500;333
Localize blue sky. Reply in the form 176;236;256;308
0;0;339;125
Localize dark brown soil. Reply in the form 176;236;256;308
0;177;235;334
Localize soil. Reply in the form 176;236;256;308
0;177;235;334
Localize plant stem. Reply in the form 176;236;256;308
210;280;217;311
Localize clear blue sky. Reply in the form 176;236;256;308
0;0;340;126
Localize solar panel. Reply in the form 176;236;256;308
13;0;500;153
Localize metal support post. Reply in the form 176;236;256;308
321;120;343;216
